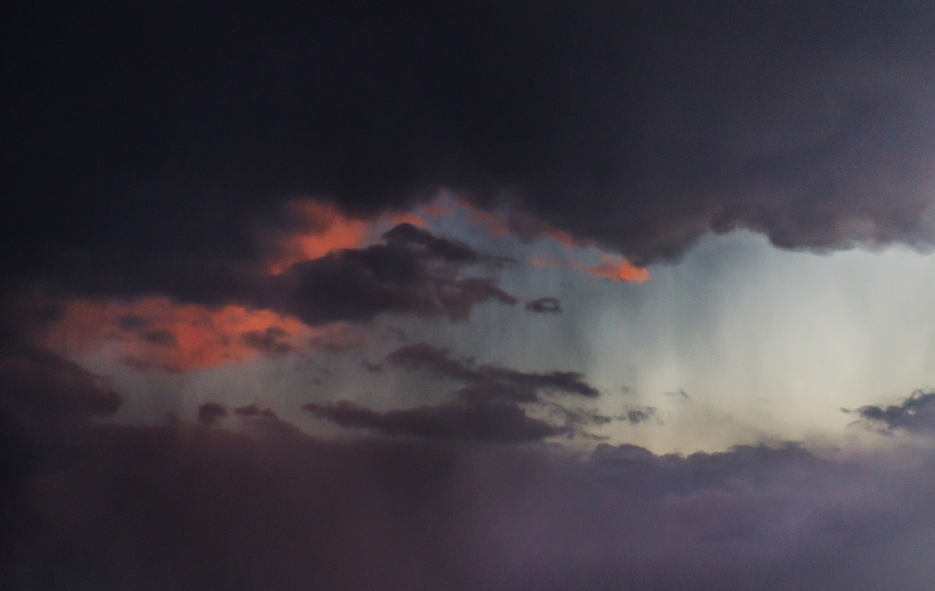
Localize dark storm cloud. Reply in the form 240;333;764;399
271;225;517;324
525;296;562;314
385;343;599;401
304;400;565;443
854;389;935;434
4;404;935;591
5;1;935;302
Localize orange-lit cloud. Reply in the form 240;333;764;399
265;200;369;274
28;297;343;372
263;200;439;274
585;255;651;282
532;255;650;283
545;228;580;248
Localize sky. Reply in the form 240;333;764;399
4;2;935;589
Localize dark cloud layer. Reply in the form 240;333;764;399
307;344;603;442
386;343;599;401
3;353;935;590
4;402;935;591
4;1;935;302
304;400;564;443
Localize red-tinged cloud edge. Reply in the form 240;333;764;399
23;296;359;372
13;198;525;372
260;199;433;275
16;196;613;373
533;255;651;283
419;196;653;282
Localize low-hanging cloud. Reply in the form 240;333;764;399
5;397;935;591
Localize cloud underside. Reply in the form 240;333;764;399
5;2;935;306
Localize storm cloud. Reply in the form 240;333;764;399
270;225;517;324
5;1;935;304
3;3;935;588
4;404;935;591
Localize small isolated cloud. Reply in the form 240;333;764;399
525;297;562;314
623;406;657;425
